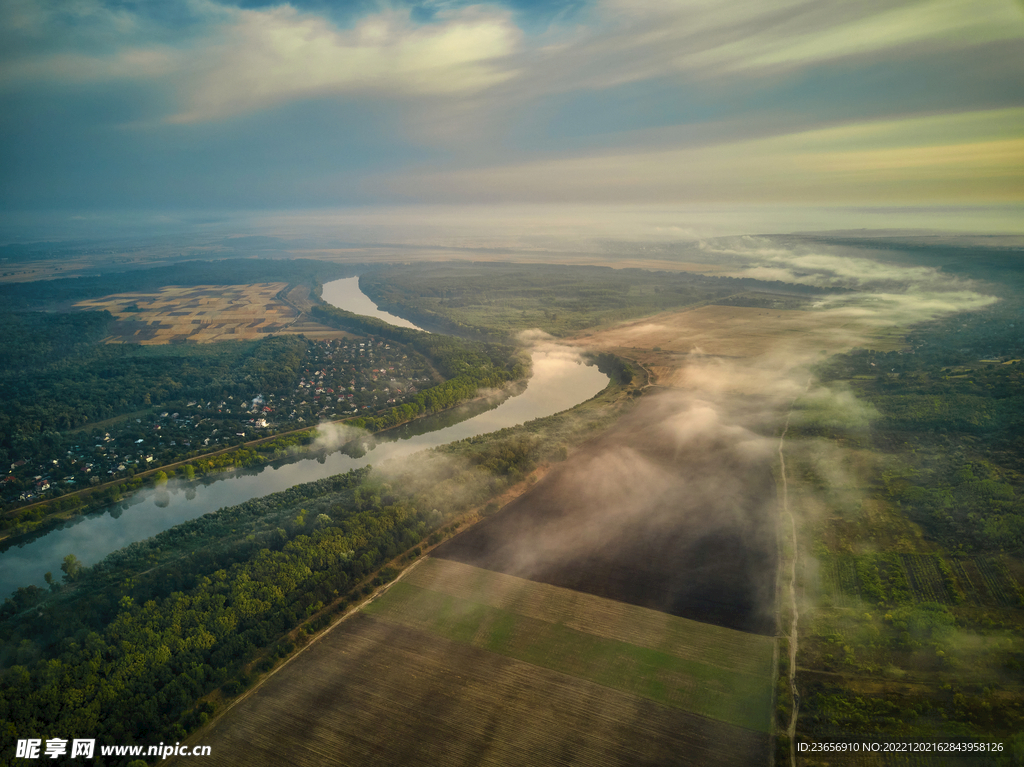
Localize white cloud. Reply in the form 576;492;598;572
538;0;1024;92
0;0;522;122
166;3;521;123
696;235;1000;329
688;0;1024;72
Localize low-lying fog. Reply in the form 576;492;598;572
434;233;1001;636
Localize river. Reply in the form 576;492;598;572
319;277;423;330
0;280;607;598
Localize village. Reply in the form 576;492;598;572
1;337;433;508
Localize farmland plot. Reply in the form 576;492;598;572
820;553;990;608
74;283;348;344
899;554;952;605
973;558;1023;608
366;579;773;732
181;615;768;767
820;554;861;608
403;557;773;677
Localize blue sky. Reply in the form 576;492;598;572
1;0;1022;230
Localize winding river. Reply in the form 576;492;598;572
0;280;608;598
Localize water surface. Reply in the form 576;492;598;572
320;277;424;330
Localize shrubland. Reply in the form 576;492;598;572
783;295;1024;759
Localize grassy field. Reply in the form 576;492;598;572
782;438;1024;761
73;283;349;343
365;558;774;732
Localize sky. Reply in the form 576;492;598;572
1;0;1022;235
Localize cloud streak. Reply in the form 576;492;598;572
1;0;1021;211
2;0;522;124
165;3;521;124
372;107;1024;204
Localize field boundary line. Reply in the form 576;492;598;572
409;556;773;676
781;378;811;767
366;579;774;732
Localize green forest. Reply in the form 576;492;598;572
813;300;1024;553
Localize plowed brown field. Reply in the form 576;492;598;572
180;614;768;767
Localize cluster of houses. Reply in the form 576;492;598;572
3;337;433;509
283;338;428;422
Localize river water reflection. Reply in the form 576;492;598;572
319;277;424;330
1;283;607;597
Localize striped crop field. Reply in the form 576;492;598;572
899;554;951;604
365;557;774;733
177;559;774;766
180;616;768;767
973;557;1023;608
401;557;773;676
821;554;861;607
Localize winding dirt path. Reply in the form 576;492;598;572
780;382;810;767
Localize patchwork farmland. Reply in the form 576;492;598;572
181;559;772;766
399;558;773;677
365;559;774;731
74;283;349;344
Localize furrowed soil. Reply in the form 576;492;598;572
434;388;779;635
402;558;773;676
365;562;773;731
181;613;768;767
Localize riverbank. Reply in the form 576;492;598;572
0;377;532;547
0;344;610;600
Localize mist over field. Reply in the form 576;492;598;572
3;0;1024;762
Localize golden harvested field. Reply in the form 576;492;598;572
181;615;768;767
74;283;350;344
